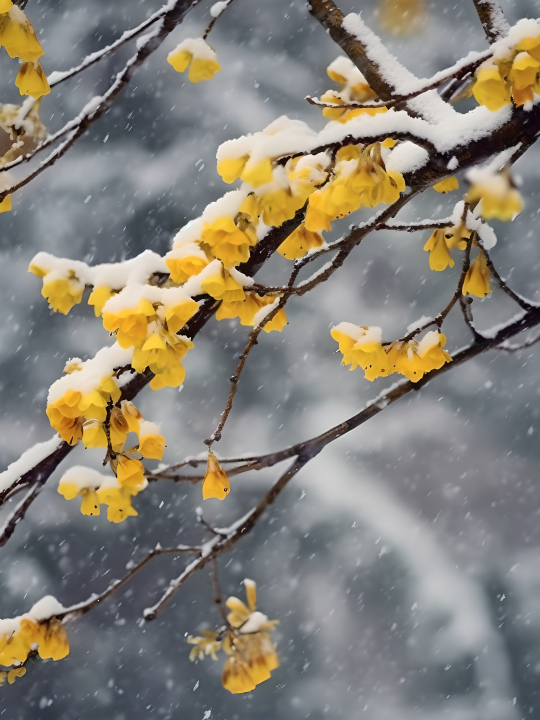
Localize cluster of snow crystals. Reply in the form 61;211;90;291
327;56;368;87
31;250;168;289
210;0;231;18
101;284;195;315
386;142;429;175
216;116;318;163
417;330;441;355
0;596;66;636
47;344;133;405
59;465;144;493
239;611;269;634
169;37;218;62
0;436;62;495
332;322;382;344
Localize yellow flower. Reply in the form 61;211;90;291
0;1;12;13
331;324;391;382
82;419;107;449
278;226;324;260
0;627;31;665
166;253;209;284
462;251;491;298
386;341;427;382
473;65;511;112
35;618;69;661
187;631;222;662
202;450;230;500
221;579;279;694
167;38;221;83
164;298;199;334
240;158;273;188
0;6;43;62
253;295;288;333
423;229;454;271
509;51;540;90
432;176;459;194
15;61;50;99
202;215;257;269
55;416;84;446
7;667;25;684
0;195;11;213
88;286;116;317
217;155;249;184
57;480;101;516
41;276;84;315
138;425;166;460
516;36;540;62
200;267;245;302
467;172;523;221
417;331;452;372
116;456;146;491
132;332;193;380
320;93;387;123
96;485;138;523
256;187;304;227
120;400;143;435
102;298;156;348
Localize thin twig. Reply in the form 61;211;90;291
459;295;485;342
203;0;235;39
476;239;535;311
0;484;42;547
210;558;229;622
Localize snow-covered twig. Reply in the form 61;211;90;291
472;0;510;44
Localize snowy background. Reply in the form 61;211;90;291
2;0;540;717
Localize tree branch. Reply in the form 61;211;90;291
472;0;510;44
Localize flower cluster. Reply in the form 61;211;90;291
0;1;49;99
473;32;540;111
167;37;221;83
57;465;149;523
187;579;279;694
319;57;383;124
331;324;452;383
0;597;69;681
305;142;405;232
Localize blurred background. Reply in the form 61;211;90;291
1;0;540;717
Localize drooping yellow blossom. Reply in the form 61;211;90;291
58;480;101;516
167;38;221;83
138;426;166;460
116;455;146;492
33;618;69;661
0;6;43;62
379;0;426;35
331;324;391;382
217;155;249;184
88;286;116;317
423;229;454;271
7;667;25;684
202;450;230;500
96;485;138;523
0;1;12;15
187;631;222;662
132;332;193;389
462;251;491;298
509;51;540;106
102;298;156;348
473;65;512;112
163;297;199;334
278;225;324;260
201;267;246;303
40;274;84;315
433;176;459;194
82;419;107;449
0;627;31;665
202;215;257;269
0;195;11;213
241;158;274;188
216;292;287;332
321;57;381;123
416;332;452;373
516;35;540;62
467;171;523;221
166;252;209;284
15;61;50;99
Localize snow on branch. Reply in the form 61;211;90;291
472;0;510;44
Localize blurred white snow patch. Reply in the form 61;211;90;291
386;142;429;175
